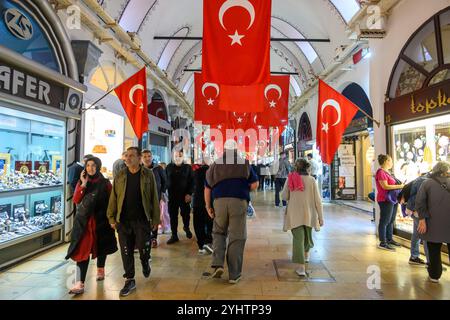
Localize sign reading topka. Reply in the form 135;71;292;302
0;63;64;107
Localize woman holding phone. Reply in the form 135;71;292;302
66;157;118;295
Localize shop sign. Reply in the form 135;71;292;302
385;80;450;125
158;126;172;135
345;116;369;134
0;63;64;107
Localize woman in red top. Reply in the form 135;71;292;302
375;154;404;251
66;157;118;295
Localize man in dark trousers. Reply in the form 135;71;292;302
142;149;167;248
165;150;194;244
192;159;213;254
107;147;160;297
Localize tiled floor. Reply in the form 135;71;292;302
0;190;449;300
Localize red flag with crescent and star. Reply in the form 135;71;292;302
316;80;359;164
194;73;228;125
202;0;272;85
114;67;148;139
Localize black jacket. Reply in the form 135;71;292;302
149;163;167;201
193;165;209;208
166;163;194;202
66;177;118;260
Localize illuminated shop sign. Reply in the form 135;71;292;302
385;80;450;125
0;62;64;107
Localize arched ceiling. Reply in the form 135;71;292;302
98;0;361;108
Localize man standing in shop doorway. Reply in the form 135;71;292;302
275;151;291;207
307;153;320;180
107;147;160;297
165;150;194;244
142;149;167;248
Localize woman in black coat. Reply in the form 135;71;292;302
66;157;117;295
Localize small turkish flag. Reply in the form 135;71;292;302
114;67;148;139
317;80;359;164
194;73;228;125
202;0;272;85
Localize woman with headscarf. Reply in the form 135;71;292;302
66;157;118;294
281;158;324;277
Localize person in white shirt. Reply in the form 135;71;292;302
307;154;320;180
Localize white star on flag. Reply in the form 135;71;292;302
217;125;222;129
229;30;244;46
207;98;215;105
321;122;329;133
269;100;277;108
237;117;243;123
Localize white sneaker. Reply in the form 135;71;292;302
229;275;241;284
428;276;439;283
198;249;207;255
203;244;214;254
296;266;307;277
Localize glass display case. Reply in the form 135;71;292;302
391;114;450;234
0;106;65;246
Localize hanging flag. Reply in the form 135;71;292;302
114;67;148;139
219;84;265;112
202;0;272;85
316;80;359;164
194;73;228;125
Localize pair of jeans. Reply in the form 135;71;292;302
117;220;152;279
378;201;398;243
275;178;287;206
168;200;191;237
76;255;106;283
193;206;213;249
410;216;429;261
426;242;450;280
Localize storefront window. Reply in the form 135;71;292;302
84;108;124;179
392;114;450;233
0;106;65;244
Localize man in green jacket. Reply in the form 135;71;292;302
107;147;160;297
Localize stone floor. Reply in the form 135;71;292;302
0;190;449;300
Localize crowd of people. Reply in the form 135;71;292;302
65;144;449;297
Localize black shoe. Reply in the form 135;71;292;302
409;257;426;266
142;261;151;278
184;228;193;239
167;236;179;245
377;242;396;251
119;279;136;297
388;240;402;247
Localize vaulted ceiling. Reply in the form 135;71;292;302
97;0;361;107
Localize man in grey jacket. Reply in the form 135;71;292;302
275;152;291;207
204;140;259;284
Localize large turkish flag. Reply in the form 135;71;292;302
114;67;148;139
194;73;228;125
316;80;359;164
255;75;290;126
202;0;272;85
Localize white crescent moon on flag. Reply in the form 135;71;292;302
233;112;247;118
264;84;282;101
321;99;342;126
253;114;258;124
155;107;165;118
129;84;145;109
202;82;220;98
219;0;255;31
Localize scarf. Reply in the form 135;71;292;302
288;172;305;192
